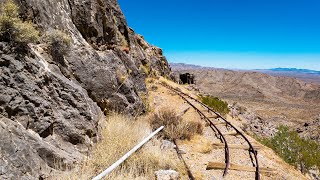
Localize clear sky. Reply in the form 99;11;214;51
118;0;320;70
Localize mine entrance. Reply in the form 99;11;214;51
179;73;195;84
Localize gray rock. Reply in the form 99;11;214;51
160;140;176;150
155;170;179;180
308;167;320;180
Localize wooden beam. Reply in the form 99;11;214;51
206;162;276;173
212;143;262;150
205;121;226;127
207;114;218;119
212;122;226;126
222;131;239;136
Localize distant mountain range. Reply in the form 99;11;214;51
259;68;320;74
170;63;320;84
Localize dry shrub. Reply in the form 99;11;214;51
139;64;150;75
57;114;185;179
0;0;39;43
189;135;213;154
44;29;71;63
150;108;203;140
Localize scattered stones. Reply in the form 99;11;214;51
309;167;320;180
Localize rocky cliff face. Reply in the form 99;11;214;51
0;0;171;179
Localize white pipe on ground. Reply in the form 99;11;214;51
92;125;165;180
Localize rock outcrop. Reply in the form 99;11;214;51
0;0;171;179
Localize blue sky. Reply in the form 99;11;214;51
118;0;320;70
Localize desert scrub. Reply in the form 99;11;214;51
257;125;320;173
139;62;151;76
150;108;203;140
57;114;185;179
0;0;39;43
199;95;230;116
44;29;71;63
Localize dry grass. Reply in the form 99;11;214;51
149;108;203;141
0;0;39;43
188;135;213;154
55;114;185;180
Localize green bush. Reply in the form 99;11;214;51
200;95;230;116
0;0;39;43
258;125;320;173
45;30;71;63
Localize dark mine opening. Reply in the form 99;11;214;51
179;73;195;84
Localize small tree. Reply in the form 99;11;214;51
0;0;39;43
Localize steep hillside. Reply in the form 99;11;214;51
0;0;170;179
171;63;320;141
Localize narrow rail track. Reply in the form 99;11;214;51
160;82;260;180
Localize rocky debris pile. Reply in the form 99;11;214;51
0;0;171;179
297;115;320;143
229;104;278;137
308;167;320;180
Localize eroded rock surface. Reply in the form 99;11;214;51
0;0;171;178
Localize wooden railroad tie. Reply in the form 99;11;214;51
205;122;226;127
206;162;276;173
213;122;226;126
207;114;218;119
212;143;262;150
221;131;239;136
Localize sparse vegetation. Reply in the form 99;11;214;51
116;69;128;84
257;125;320;173
58;114;185;179
199;95;230;116
45;29;71;63
138;91;151;113
191;135;213;154
140;64;150;75
149;108;203;140
0;0;39;43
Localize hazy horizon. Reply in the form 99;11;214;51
166;52;320;71
169;62;320;72
119;0;320;71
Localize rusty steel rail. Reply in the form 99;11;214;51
160;82;260;180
